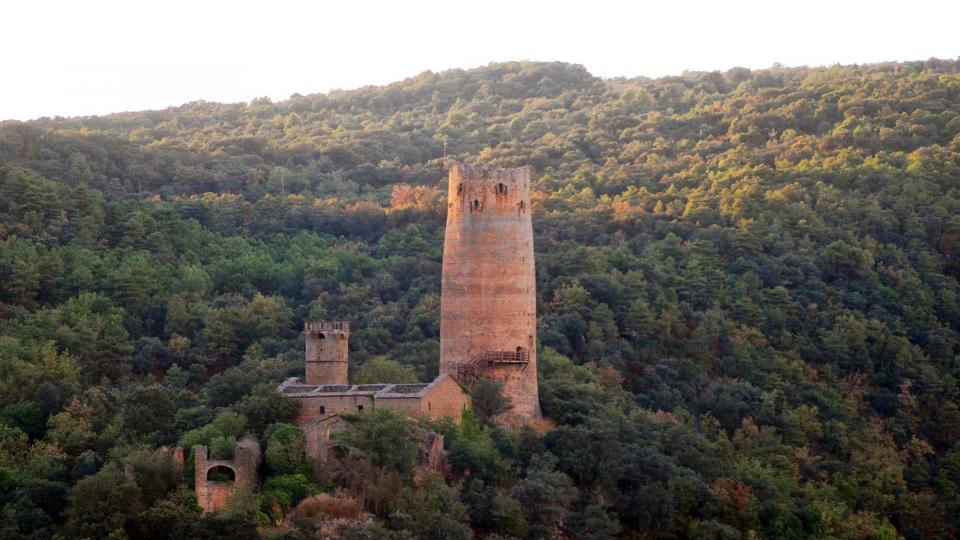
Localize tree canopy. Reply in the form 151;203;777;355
1;58;960;537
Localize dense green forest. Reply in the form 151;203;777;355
2;58;960;539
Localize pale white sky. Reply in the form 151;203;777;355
2;0;957;121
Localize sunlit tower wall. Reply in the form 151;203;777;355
304;321;350;385
440;164;541;421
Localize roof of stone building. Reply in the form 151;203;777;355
277;373;454;398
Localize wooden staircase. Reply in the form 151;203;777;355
455;349;529;387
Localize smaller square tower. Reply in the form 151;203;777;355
304;321;350;385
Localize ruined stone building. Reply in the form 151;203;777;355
198;164;541;511
279;321;470;461
440;164;542;421
278;164;540;458
194;437;262;513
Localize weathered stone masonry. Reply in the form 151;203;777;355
304;320;350;385
279;372;470;460
440;164;542;421
194;437;262;513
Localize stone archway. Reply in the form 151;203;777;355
205;464;236;482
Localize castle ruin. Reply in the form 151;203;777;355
195;164;540;511
279;359;469;461
279;163;540;465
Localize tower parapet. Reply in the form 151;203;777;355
304;320;350;385
440;164;541;422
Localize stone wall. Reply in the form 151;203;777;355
292;375;470;462
419;374;471;419
297;413;350;460
297;411;446;472
296;393;375;415
440;164;542;421
194;438;262;513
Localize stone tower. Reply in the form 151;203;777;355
304;321;350;385
440;164;541;421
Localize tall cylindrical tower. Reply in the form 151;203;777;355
304;321;350;385
440;164;541;421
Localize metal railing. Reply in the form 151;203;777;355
455;349;529;387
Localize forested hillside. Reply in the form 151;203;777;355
2;59;960;539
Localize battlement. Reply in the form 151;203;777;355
447;164;531;218
449;164;532;185
305;320;350;333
